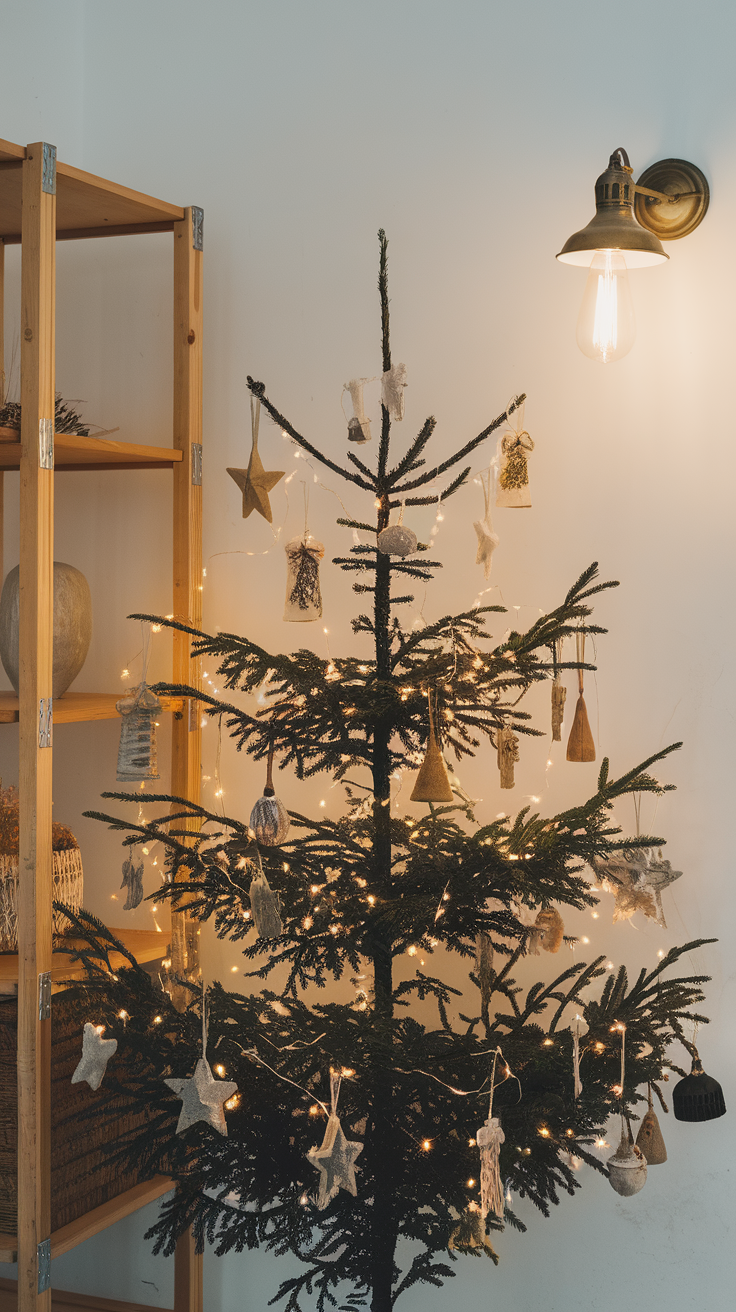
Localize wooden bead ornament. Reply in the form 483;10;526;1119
566;631;595;762
410;692;454;803
635;1086;667;1164
250;742;290;845
495;400;533;509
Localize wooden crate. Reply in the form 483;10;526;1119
0;994;149;1233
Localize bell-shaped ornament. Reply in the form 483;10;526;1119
607;1117;648;1197
250;743;290;846
411;695;454;803
673;1051;726;1122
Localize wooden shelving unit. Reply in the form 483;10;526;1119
0;138;204;1312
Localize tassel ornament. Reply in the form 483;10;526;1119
566;632;595;762
477;1117;505;1220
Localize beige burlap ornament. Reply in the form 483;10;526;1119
566;633;595;762
635;1087;667;1164
411;694;454;803
496;725;519;789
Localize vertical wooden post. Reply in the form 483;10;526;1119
18;142;56;1312
171;206;204;1312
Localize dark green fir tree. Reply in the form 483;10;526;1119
63;232;713;1312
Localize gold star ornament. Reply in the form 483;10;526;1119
227;396;284;523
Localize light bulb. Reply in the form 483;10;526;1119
576;251;635;363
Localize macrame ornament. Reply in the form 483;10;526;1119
116;683;161;781
608;1115;648;1196
284;534;324;622
410;692;454;803
566;631;595;762
227;395;285;522
250;743;290;845
477;1052;506;1222
635;1086;667;1164
249;852;283;939
496;725;519;789
551;641;566;741
673;1049;726;1122
496;401;533;508
121;852;144;910
165;988;238;1136
377;504;417;558
473;466;500;581
381;362;407;421
527;906;564;955
307;1071;363;1209
344;378;372;444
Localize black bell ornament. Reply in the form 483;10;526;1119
673;1050;726;1122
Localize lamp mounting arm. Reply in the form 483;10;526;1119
634;182;700;205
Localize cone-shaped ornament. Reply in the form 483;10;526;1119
673;1052;727;1122
566;693;595;762
411;694;454;803
636;1108;667;1164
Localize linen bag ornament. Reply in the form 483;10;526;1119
635;1087;667;1164
495;401;533;509
410;693;454;803
250;743;290;845
566;631;595;762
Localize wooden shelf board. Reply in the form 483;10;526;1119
0;928;168;994
0;1269;171;1311
0;430;182;471
1;139;184;241
0;691;184;725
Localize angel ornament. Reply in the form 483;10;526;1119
496;401;534;509
473;466;500;581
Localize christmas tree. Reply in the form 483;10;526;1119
65;232;712;1312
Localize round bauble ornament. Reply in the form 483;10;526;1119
673;1052;726;1122
0;561;92;697
607;1124;648;1197
377;525;417;558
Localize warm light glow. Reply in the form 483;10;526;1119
117;1010;129;1022
542;1038;554;1047
309;1105;320;1116
539;1127;550;1138
231;966;238;973
225;1095;239;1110
576;250;636;364
215;1064;226;1077
153;1015;162;1025
468;1138;476;1147
422;1139;432;1151
466;1178;476;1187
407;945;417;956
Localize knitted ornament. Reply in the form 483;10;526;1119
566;633;595;762
607;1117;648;1196
410;694;454;803
673;1051;726;1122
635;1089;667;1164
250;744;290;846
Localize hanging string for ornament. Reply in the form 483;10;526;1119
496;398;533;509
606;1020;648;1194
566;629;595;762
473;465;500;581
572;1015;583;1099
284;482;325;622
551;638;567;742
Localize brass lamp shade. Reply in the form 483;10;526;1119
558;152;668;268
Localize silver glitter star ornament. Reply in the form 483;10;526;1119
307;1072;362;1209
165;1057;238;1136
71;1022;118;1092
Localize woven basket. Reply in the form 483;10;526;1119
0;849;83;951
0;993;153;1232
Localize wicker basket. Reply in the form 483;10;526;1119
0;993;153;1233
0;848;83;951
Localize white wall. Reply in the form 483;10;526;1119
1;1;735;1308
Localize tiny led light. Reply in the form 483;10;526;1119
117;1010;129;1022
309;1105;320;1116
231;966;238;973
542;1038;554;1047
468;1138;476;1147
225;1095;239;1110
466;1178;476;1188
153;1015;163;1025
539;1127;551;1138
215;1064;226;1077
422;1139;432;1151
407;945;417;956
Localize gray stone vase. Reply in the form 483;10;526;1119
0;561;92;697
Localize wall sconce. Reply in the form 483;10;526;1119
557;149;709;362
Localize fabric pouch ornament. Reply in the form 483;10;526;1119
344;378;372;444
381;362;407;421
473;467;500;581
566;631;595;762
608;1115;648;1196
307;1070;363;1209
249;851;283;939
496;724;519;789
284;533;324;622
673;1049;726;1122
410;691;454;803
250;742;290;845
496;400;533;508
116;682;161;781
636;1086;667;1164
